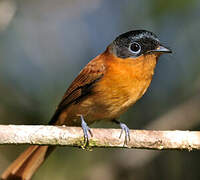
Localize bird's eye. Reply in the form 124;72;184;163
129;42;141;54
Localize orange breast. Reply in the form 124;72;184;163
90;52;157;120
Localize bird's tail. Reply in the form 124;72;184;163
1;145;55;180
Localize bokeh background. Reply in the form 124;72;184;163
0;0;200;179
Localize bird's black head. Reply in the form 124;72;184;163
110;30;171;58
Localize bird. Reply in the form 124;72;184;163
1;30;172;180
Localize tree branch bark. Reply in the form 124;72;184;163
0;125;200;150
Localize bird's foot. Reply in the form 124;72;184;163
119;122;130;145
80;115;93;147
112;119;130;146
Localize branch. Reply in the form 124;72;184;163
0;125;200;150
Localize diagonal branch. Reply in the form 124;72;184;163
0;125;200;150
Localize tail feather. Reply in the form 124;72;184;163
1;145;55;180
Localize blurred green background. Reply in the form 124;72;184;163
0;0;200;179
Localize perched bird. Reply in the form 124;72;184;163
1;30;171;180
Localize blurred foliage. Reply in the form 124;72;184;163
0;0;200;179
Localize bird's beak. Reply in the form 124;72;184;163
151;45;172;54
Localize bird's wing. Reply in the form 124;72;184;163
49;58;106;124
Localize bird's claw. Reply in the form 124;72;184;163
80;115;93;146
119;122;130;145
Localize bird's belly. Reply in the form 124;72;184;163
58;78;152;126
87;78;152;121
62;72;153;127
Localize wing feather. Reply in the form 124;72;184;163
49;59;106;124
